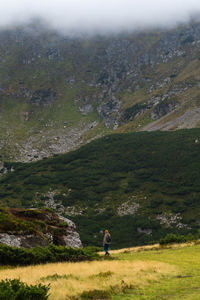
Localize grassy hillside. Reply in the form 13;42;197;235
1;129;200;247
1;242;200;299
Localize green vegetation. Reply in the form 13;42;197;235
1;129;200;247
40;274;79;282
0;244;98;266
0;279;50;300
159;232;198;245
77;289;112;300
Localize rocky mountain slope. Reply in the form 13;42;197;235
1;129;200;248
1;21;200;161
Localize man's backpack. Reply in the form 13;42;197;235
106;235;111;243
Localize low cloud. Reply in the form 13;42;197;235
1;0;200;34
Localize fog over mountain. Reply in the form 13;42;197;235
1;0;200;35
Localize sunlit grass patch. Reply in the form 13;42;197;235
0;259;176;300
99;244;161;255
101;240;200;256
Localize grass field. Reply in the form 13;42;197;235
1;242;200;299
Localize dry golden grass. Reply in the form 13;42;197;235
0;260;177;299
99;240;197;256
100;244;161;255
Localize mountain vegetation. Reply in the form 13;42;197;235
1;129;200;248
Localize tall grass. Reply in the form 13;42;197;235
0;260;176;299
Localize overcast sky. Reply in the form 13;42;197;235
1;0;200;34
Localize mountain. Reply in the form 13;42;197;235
0;21;200;161
1;129;200;248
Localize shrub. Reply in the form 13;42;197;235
90;271;114;279
78;289;112;299
159;233;186;245
0;244;99;266
159;231;199;246
159;233;192;245
185;233;195;242
40;273;79;282
0;279;50;300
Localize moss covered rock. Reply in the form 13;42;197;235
0;208;82;248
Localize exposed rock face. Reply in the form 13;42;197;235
17;121;98;162
0;218;82;248
0;208;82;248
151;98;177;120
59;216;82;248
156;213;190;229
98;94;122;128
0;233;48;248
79;104;93;115
30;88;56;106
44;190;84;216
117;202;140;216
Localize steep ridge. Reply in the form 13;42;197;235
0;21;200;161
1;129;200;248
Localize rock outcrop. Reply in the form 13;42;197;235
0;233;49;248
0;208;82;248
59;216;82;248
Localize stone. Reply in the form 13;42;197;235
79;104;93;115
59;216;82;248
0;233;48;248
117;202;140;216
137;228;152;235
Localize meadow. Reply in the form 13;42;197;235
1;242;200;299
